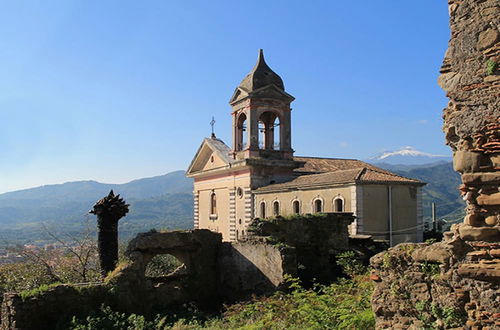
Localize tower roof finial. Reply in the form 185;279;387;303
234;49;284;93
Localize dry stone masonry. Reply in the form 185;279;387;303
371;0;499;328
439;0;499;240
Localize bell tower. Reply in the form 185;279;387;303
229;50;295;161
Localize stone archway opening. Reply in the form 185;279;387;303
144;253;186;286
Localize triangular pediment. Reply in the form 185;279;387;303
186;138;233;176
250;84;294;100
229;87;249;104
230;84;294;105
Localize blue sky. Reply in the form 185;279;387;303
0;1;451;193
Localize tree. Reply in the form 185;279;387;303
17;222;100;283
90;190;129;276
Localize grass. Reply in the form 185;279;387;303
19;282;62;301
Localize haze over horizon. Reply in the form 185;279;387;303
1;1;451;194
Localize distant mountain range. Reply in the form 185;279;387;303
0;171;194;243
367;146;452;165
373;161;464;227
0;158;464;244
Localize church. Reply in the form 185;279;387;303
186;50;425;246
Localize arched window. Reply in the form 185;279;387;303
210;192;217;215
334;198;344;212
292;200;300;214
314;199;323;213
260;201;266;218
273;201;280;216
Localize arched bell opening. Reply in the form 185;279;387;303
258;111;280;150
236;113;248;151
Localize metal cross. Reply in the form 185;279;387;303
210;116;216;138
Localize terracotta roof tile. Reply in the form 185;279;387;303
293;156;383;173
255;157;423;193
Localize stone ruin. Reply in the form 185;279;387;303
1;213;380;329
371;0;499;328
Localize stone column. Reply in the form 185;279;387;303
439;0;499;242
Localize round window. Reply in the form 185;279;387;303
237;187;243;198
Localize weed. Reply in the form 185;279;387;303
425;238;437;244
420;261;441;278
382;253;395;269
486;59;498;75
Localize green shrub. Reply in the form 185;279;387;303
415;301;466;329
336;251;366;277
207;275;375;329
145;254;183;278
70;305;157;330
70;275;375;329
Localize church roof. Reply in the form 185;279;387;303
185;137;235;176
237;49;285;93
293;156;385;174
205;137;235;164
255;157;423;193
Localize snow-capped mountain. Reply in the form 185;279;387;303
367;146;452;165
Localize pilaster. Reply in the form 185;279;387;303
229;189;236;241
193;191;199;229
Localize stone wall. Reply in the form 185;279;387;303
248;212;354;284
371;0;499;328
439;0;499;239
217;241;296;302
1;284;110;330
109;229;223;314
371;234;500;329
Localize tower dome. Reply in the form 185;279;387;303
238;49;285;92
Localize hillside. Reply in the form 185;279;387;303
0;171;194;243
375;161;465;225
0;163;465;243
